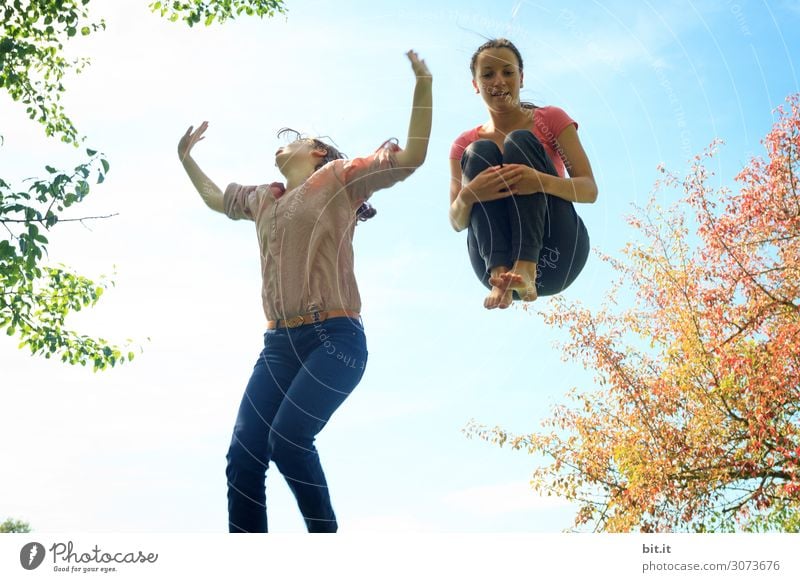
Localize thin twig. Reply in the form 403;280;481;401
0;213;118;225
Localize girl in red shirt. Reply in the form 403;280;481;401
449;38;596;309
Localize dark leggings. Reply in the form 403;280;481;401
461;129;590;296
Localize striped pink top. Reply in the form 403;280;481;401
223;144;414;322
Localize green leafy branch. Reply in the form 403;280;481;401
0;151;136;370
149;0;287;26
0;0;105;144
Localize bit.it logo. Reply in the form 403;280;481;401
20;542;46;570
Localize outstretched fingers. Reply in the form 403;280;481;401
406;49;431;79
191;121;208;143
179;121;208;161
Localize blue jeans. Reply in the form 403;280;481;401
461;129;590;296
225;317;368;533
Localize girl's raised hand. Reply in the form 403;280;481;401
407;50;431;80
178;121;209;162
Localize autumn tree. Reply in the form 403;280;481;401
1;0;286;369
467;94;800;532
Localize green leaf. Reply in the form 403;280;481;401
86;148;97;156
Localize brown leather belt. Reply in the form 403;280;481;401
267;309;360;330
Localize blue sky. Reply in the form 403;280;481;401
1;0;799;533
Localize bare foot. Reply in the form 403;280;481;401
485;266;515;309
484;286;513;309
489;272;523;288
498;266;538;302
517;285;538;302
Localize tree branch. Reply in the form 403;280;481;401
0;213;118;225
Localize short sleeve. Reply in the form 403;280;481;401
223;183;259;221
542;106;578;141
335;141;415;204
450;130;472;160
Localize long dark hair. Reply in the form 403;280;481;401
276;128;376;222
469;38;536;111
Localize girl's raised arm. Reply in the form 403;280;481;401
394;50;432;169
178;121;225;213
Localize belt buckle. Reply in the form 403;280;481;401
285;315;306;328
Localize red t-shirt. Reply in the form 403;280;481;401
449;105;577;178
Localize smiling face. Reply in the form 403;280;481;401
472;47;524;112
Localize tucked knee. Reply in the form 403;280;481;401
464;139;501;162
506;129;544;151
507;129;534;140
504;130;555;173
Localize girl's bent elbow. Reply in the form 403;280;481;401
582;180;598;203
402;151;427;169
449;214;467;232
